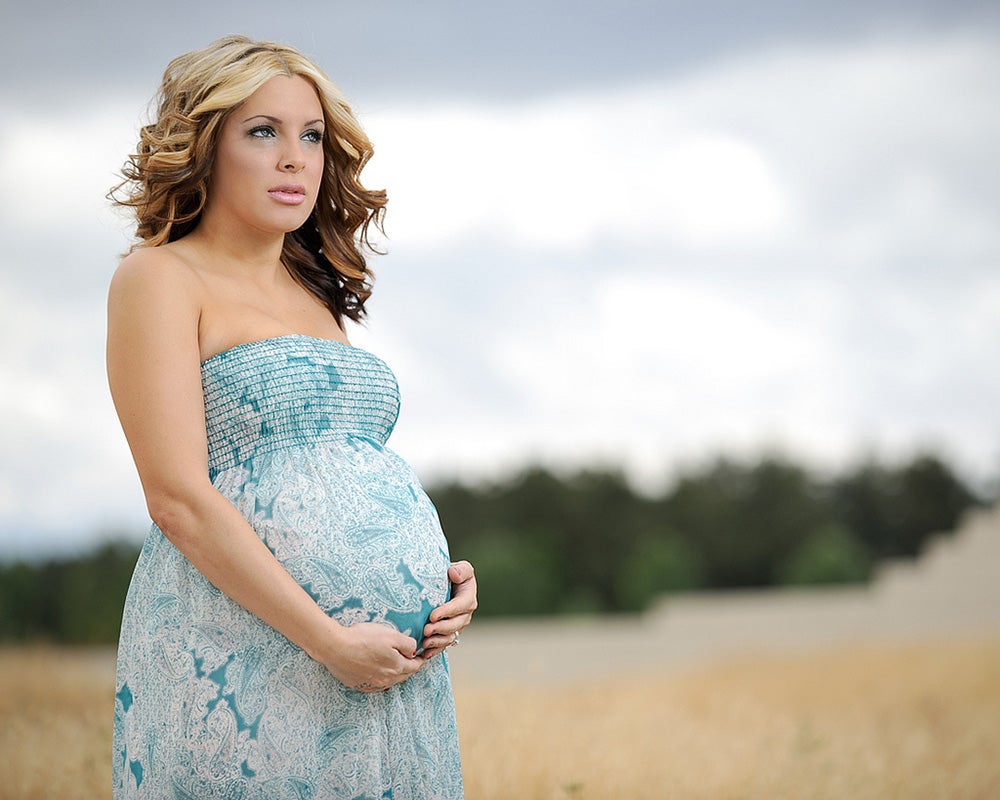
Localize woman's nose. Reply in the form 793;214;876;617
280;143;306;172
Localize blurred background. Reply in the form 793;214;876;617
2;3;999;798
0;0;997;625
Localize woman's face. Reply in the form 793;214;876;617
206;74;326;235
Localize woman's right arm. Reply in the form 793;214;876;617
107;250;424;692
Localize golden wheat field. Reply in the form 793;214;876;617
1;639;999;800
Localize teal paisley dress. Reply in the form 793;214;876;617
113;335;463;799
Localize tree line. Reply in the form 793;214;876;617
434;452;984;616
0;452;988;642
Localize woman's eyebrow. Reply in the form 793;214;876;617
242;114;325;127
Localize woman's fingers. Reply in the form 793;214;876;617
447;559;475;585
418;558;478;658
355;651;425;692
421;629;462;660
391;633;419;659
325;623;425;692
423;629;461;649
428;563;478;626
422;610;471;640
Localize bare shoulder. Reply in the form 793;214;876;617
107;246;205;354
109;246;201;304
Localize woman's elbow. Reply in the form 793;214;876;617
145;485;209;545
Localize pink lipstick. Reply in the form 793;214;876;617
268;184;306;205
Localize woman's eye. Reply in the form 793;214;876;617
248;125;276;138
302;129;323;144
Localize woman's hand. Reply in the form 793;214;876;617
316;621;425;693
421;560;477;659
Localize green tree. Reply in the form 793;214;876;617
54;541;138;642
461;527;564;616
0;540;139;644
0;561;46;638
614;532;704;611
834;454;979;558
776;523;873;586
660;456;834;588
431;466;662;614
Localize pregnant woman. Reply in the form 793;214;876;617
107;35;475;799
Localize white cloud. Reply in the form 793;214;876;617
1;30;999;549
359;31;1000;486
360;88;791;253
0;102;141;239
0;283;147;552
360;31;1000;265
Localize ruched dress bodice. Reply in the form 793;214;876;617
202;335;399;477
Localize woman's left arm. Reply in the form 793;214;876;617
421;560;477;658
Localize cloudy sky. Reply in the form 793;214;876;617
1;1;998;555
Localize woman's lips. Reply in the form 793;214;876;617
268;185;306;205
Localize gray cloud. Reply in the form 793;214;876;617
2;0;997;103
0;7;998;555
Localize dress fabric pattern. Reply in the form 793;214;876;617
113;335;463;800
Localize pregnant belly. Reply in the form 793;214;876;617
226;443;452;644
283;539;451;644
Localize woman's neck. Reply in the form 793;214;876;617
181;215;288;282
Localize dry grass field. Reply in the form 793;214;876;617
2;638;999;800
456;637;1000;800
0;647;113;800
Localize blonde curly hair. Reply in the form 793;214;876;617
111;34;386;322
